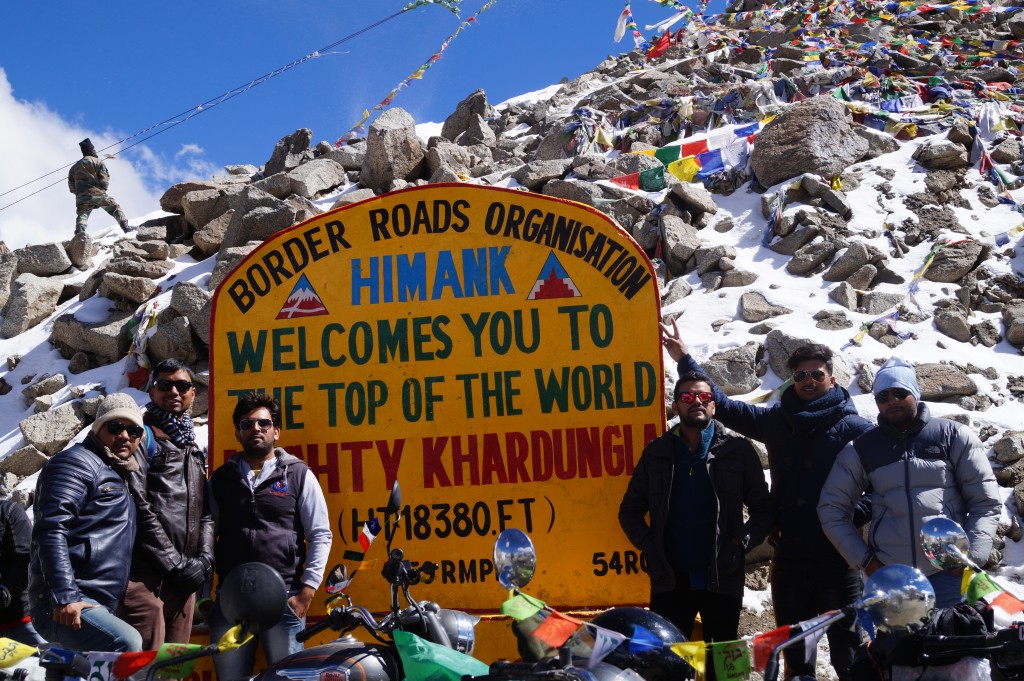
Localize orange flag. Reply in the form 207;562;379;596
532;610;583;648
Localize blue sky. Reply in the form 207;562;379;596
0;0;716;248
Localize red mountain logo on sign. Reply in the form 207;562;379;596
528;252;582;300
276;274;328;319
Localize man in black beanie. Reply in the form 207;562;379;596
67;138;131;234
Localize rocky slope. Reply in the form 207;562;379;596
1;0;1024;652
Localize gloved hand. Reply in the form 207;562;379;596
167;557;206;594
0;584;11;609
197;553;215;581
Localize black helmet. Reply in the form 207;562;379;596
584;607;694;681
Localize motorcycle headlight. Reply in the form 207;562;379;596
437;609;479;655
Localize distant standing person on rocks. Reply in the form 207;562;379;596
67;138;130;234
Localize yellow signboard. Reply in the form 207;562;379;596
210;184;664;611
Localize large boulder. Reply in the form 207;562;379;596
360;108;426;193
18;402;89;455
1004;301;1024;347
50;311;134;365
702;342;762;395
923;240;984;283
1;273;64;338
916;363;977;399
750;96;869;188
264;128;313;177
0;251;17;309
14;242;72;276
441;89;495;142
287;158;347;198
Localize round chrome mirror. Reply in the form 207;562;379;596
862;565;935;634
920;517;972;572
494;529;536;590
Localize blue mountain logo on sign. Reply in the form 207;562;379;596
528;252;581;300
276;274;328;319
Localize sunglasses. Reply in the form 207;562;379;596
875;387;912;404
239;418;274;431
105;421;144;439
793;369;827;383
153;379;194;393
677;391;714;404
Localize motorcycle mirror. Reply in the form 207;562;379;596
324;564;349;594
920;517;977;572
862;564;935;634
386;480;402;516
493;529;536;590
218;562;288;634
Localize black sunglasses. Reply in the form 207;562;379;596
105;421;144;439
153;379;194;393
239;418;274;431
875;387;912;404
677;391;714;404
793;369;827;383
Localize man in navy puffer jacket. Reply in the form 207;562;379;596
662;321;871;681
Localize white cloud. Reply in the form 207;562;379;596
0;68;219;250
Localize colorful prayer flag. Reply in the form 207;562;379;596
712;640;751;681
671;641;707;675
629;624;664;653
154;643;204;679
752;625;790;671
112;650;159;678
500;593;547;620
587;626;627;668
0;638;38;668
532;611;582;648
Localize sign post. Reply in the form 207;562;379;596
210;184;664;611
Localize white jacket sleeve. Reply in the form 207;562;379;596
948;425;1001;567
817;442;874;570
299;468;333;590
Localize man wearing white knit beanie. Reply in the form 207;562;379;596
28;393;145;652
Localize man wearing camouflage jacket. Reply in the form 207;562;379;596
67;138;129;234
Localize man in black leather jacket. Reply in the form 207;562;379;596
29;393;145;652
0;498;46;646
120;359;215;649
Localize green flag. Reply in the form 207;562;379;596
500;592;547;620
966;571;1001;604
712;640;751;681
394;630;489;681
639;166;666;192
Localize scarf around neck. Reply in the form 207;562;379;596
146;401;196;449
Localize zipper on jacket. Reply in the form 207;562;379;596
902;438;917;568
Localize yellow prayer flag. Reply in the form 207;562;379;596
671;641;706;675
217;624;255;652
666;157;700;182
0;638;37;668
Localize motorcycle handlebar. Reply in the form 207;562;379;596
295;615;335;643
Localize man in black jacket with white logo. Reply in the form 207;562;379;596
120;359;214;650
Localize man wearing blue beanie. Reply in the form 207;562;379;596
819;356;1000;608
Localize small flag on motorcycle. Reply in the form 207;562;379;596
360;517;382;552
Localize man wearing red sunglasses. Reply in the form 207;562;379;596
661;320;871;681
619;372;772;643
818;356;999;608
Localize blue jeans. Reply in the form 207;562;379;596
30;598;142;652
0;621;47;647
208;599;304;681
928;570;964;609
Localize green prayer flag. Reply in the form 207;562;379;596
654;145;682;165
712;640;751;681
154;643;204;679
639;166;666;192
394;630;489;681
967;571;1001;604
500;592;547;620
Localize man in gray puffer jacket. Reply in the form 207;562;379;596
818;357;1000;607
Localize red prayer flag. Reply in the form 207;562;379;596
648;30;673;59
532;611;582;648
610;172;640;190
112;650;159;679
752;625;790;671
